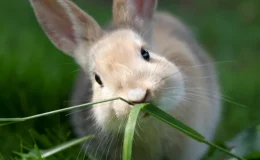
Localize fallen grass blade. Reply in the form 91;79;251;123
123;104;143;160
0;121;20;127
41;135;94;158
0;97;129;126
15;135;94;159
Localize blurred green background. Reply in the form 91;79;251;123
0;0;259;159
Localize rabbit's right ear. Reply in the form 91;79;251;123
112;0;157;41
113;0;157;29
30;0;103;56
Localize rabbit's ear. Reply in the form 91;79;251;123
113;0;157;29
30;0;103;56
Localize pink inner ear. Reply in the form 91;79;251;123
34;0;77;53
46;1;76;44
134;0;156;19
134;0;144;16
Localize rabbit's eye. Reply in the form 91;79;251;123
94;73;103;87
141;48;150;61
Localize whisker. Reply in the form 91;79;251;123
180;60;236;70
183;74;218;82
70;68;83;75
162;86;220;93
149;58;163;79
184;88;228;98
93;131;107;159
154;60;235;86
114;116;126;160
90;115;116;160
76;139;87;160
162;87;224;99
99;132;112;160
105;132;116;160
136;118;145;133
163;89;247;108
164;93;211;106
160;84;230;99
183;89;246;107
157;69;182;83
99;118;116;159
135;116;146;143
83;136;94;160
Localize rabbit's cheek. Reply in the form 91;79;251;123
92;103;115;129
101;87;115;98
155;73;185;111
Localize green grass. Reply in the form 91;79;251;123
0;0;260;159
0;100;246;160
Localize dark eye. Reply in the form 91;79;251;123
141;48;150;61
94;73;103;87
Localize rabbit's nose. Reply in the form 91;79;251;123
128;88;148;104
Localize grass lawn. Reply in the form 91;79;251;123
0;0;259;159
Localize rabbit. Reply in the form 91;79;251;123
30;0;222;159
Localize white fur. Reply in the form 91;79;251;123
128;88;146;102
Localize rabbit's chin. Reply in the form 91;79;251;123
92;99;130;133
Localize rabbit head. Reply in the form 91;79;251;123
30;0;185;132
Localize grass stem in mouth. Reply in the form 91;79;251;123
0;97;130;125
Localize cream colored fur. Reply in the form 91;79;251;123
30;0;221;159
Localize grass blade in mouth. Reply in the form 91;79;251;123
142;103;204;140
0;97;127;126
141;103;245;160
123;104;143;160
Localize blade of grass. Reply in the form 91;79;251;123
123;104;143;160
34;144;44;160
14;135;94;159
142;103;204;140
0;97;129;126
41;135;94;158
141;104;245;160
0;121;20;127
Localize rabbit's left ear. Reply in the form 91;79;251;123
30;0;103;56
113;0;157;30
